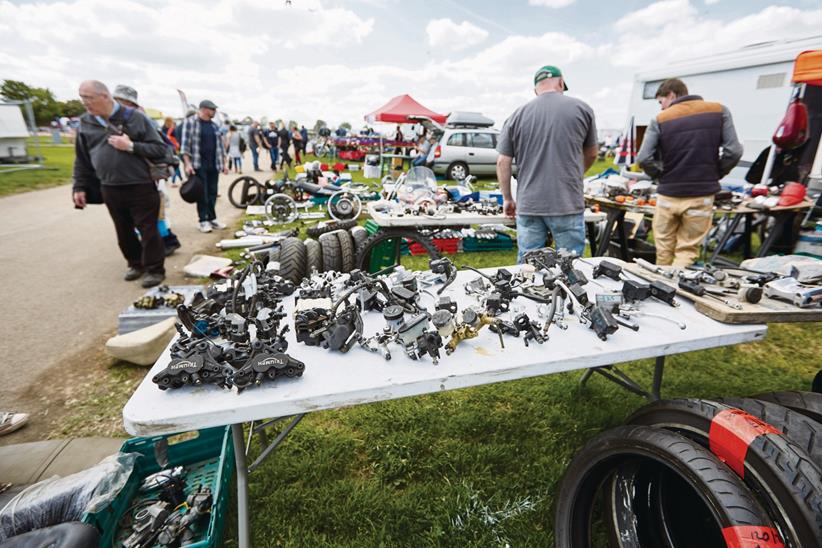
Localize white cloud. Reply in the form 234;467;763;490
611;5;822;67
614;0;697;33
705;0;720;4
425;18;489;51
528;0;576;8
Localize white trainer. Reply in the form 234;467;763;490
209;219;227;229
198;221;212;233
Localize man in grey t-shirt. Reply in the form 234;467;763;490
497;65;598;260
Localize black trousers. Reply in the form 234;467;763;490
102;183;165;275
195;168;220;222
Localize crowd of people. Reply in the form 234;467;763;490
70;80;322;289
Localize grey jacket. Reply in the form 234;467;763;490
72;106;167;191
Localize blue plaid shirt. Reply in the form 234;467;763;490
180;115;226;171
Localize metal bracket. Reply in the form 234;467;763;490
579;356;665;401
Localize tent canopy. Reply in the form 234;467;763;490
793;50;822;86
365;94;447;124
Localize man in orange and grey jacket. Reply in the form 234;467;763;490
637;78;743;267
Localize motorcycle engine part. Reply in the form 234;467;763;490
565;268;588;287
679;279;742;310
513;313;544;346
222;312;250;343
431;309;455;339
568;283;589;306
628;398;822;547
356;287;387;312
522;247;558;270
464;276;489;295
390;285;418;310
254;307;286;344
153;344;230;390
764;278;822;308
397;313;430;347
489;319;519;338
415;330;443;364
435;296;458;314
461;308;479;328
122;501;171;548
592;260;623;281
738;285;763;304
587;305;619;341
294;307;331;346
233;350;305;391
321;305;363;352
484;292;509;316
133;295;161;309
621;279;650;302
138;466;185;494
429;258;457;295
650;280;678;307
382;304;405;332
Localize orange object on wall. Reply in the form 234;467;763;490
793;50;822;85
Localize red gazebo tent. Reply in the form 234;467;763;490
364;94;447;124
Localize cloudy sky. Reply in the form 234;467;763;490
1;0;821;130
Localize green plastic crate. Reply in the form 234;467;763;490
82;427;235;548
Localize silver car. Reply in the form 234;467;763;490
431;127;502;180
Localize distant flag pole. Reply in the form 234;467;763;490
177;89;189;117
614;115;635;166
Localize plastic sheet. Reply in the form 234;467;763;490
0;452;138;541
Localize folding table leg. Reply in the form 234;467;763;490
578;356;667;401
231;423;250;548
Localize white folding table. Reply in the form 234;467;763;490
123;260;766;547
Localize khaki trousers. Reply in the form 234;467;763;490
652;194;714;267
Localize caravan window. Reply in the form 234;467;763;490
643;80;664;100
757;73;786;89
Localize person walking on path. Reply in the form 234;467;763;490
248;121;267;172
162;117;182;185
278;122;293;171
266;121;280;170
496;65;598;261
637;78;743;267
225;125;244;174
72;80;169;287
291;124;303;164
180;99;229;233
300;124;308;155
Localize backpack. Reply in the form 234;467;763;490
239;135;247;154
121;107;180;182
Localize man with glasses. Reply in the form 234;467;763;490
72;80;168;288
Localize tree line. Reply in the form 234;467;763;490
1;80;85;126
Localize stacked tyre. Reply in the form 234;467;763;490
555;391;822;547
271;226;371;283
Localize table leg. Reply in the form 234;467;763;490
594;209;620;256
578;356;667;401
585;221;597;256
756;212;789;258
708;213;742;265
743;213;753;259
231;423;250;548
616;213;629;261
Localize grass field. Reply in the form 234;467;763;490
0;137;75;197
32;150;820;546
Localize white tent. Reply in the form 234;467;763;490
0;103;29;161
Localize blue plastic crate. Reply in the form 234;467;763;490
82;427;234;548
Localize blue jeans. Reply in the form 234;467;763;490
250;147;260;170
269;148;279;170
516;213;586;262
412;154;427;167
196;168;220;222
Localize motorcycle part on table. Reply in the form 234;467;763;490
152;261;305;392
133;285;185;310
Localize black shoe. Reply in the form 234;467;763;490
141;272;165;288
124;267;144;281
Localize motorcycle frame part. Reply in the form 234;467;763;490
263;193;299;224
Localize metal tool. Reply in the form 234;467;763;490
678;279;743;310
635;258;675;279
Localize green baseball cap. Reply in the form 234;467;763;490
534;65;568;90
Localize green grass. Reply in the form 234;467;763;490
0;137;75;196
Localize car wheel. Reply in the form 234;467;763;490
447;161;469;181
